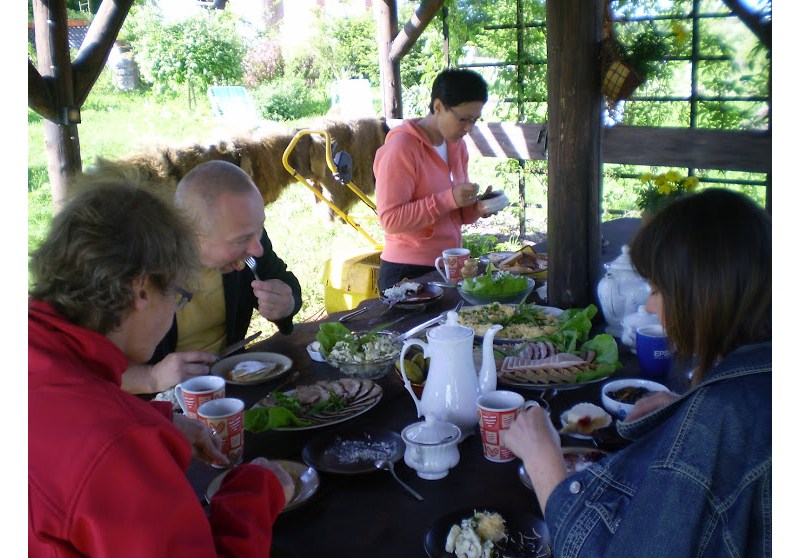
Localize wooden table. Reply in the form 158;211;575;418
185;274;688;558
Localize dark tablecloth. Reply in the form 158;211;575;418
185;266;690;558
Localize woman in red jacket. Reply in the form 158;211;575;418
374;68;497;290
28;179;293;557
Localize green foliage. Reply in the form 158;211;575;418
243;37;285;88
128;9;245;101
250;77;328;121
309;10;380;86
462;234;500;257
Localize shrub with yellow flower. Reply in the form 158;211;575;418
635;170;700;215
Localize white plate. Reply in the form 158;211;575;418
210;352;293;386
559;405;612;439
251;380;383;432
205;459;320;513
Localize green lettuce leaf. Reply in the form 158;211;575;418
574;333;622;382
459;269;530;296
244;406;311;432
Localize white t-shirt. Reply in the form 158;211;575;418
432;141;448;164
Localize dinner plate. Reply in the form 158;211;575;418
301;427;404;474
498;371;613;391
251;380;383;432
424;507;552;558
380;283;444;309
559;407;613;439
518;447;609;491
210;352;293;386
205;459;320;513
463;304;564;345
480;252;548;278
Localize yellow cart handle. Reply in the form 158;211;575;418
282;129;382;251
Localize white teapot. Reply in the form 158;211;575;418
597;245;651;336
399;312;503;439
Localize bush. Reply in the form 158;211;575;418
251;77;328;121
243;38;284;88
129;9;245;102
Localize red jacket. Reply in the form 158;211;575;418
28;300;284;557
374;119;480;266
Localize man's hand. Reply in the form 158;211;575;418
121;350;216;394
172;413;230;467
252;279;295;321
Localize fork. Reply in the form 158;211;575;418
245;256;261;281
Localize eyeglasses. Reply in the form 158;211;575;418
174;286;193;310
448;106;481;125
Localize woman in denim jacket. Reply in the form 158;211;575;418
504;189;771;557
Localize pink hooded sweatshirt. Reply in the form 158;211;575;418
374;119;480;266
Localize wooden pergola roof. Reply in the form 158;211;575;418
29;0;771;309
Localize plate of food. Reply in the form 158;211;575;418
559;403;613;439
301;427;405;474
210;352;293;386
480;246;547;278
457;303;563;343
205;459;320;513
244;378;383;432
425;508;552;558
380;280;444;309
518;447;609;491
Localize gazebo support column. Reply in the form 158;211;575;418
546;0;604;309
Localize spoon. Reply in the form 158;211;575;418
374;460;423;501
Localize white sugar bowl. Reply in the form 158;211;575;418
620;305;661;353
401;418;461;480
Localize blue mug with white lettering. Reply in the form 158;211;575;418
636;324;673;379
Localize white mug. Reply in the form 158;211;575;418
434;248;470;284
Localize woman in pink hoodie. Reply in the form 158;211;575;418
374;68;496;290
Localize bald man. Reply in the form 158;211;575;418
121;161;302;394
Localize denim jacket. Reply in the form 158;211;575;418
545;342;771;557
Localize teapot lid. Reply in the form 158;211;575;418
427;311;473;341
607;245;635;273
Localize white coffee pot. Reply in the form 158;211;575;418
596;245;651;336
399;312;503;439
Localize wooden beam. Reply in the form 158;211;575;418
375;0;403;118
603;126;771;173
456;122;769;174
72;0;134;105
28;59;57;121
546;0;603;309
388;0;445;62
720;0;771;48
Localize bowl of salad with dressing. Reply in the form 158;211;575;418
316;323;401;379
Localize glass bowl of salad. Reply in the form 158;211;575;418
318;326;402;379
456;271;535;306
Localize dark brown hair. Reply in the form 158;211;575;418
29;180;199;334
629;189;771;382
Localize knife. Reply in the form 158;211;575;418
394;301;463;343
216;331;262;360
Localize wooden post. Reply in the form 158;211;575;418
375;0;402;118
33;0;80;210
545;0;603;308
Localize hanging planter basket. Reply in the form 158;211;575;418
600;3;643;109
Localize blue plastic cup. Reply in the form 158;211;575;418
636;324;673;379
